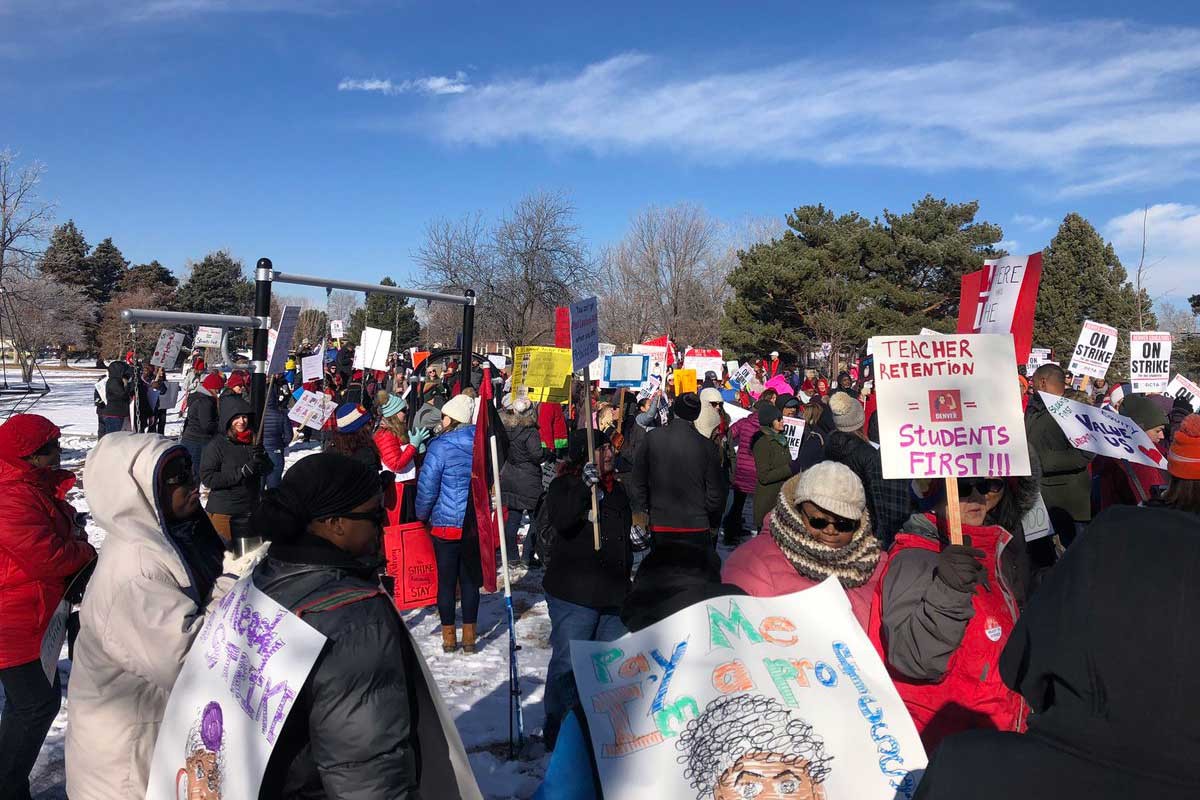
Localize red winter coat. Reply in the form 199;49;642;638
0;456;96;668
538;402;568;453
868;513;1027;753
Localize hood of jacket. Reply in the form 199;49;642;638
106;361;128;380
0;452;76;499
824;428;872;462
1001;504;1200;782
218;394;254;435
82;432;184;551
499;405;538;430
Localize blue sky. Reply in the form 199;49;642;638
2;0;1198;309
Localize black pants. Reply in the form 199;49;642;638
0;660;61;800
431;537;480;627
722;488;749;538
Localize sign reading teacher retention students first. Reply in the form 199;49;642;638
871;334;1031;480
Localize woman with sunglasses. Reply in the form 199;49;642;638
68;433;258;800
722;461;884;630
251;452;480;799
867;475;1027;756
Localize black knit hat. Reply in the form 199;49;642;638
674;393;702;422
758;403;783;426
568;428;610;463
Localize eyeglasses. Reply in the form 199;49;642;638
957;478;1005;496
801;509;858;533
337;508;386;527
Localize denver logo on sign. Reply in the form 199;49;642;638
928;389;963;422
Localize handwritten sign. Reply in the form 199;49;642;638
288;390;337;430
150;329;186;369
1038;391;1167;468
1021;494;1053;542
1129;331;1172;394
673;368;698;396
569;296;600;373
266;306;301;376
146;578;326;800
603;354;650;389
1166;374;1200;412
300;353;323;384
330;319;345;339
631;343;667;379
730;363;755;390
571;578;927;800
781;416;806;460
511;346;573;403
588;342;617;378
871;334;1031;479
684;347;724;379
957;253;1043;364
1067;320;1118;380
636;375;661;402
194;326;223;348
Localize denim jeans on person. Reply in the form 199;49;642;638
503;508;537;563
0;660;62;800
543;593;626;749
431;537;480;627
266;449;285;490
180;438;208;480
98;415;125;438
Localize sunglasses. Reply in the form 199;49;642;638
337;508;386;527
801;509;858;533
163;462;196;486
957;478;1005;496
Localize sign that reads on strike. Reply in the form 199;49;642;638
871;334;1031;480
1166;374;1200;412
1129;331;1172;394
1067;320;1118;380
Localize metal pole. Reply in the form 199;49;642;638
272;271;474;306
237;257;274;557
460;289;475;391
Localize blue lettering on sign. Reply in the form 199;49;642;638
833;642;918;799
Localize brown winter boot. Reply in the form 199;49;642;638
461;623;477;654
441;625;457;653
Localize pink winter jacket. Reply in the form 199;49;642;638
729;414;760;493
721;527;888;631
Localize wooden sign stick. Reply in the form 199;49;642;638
615;388;627;434
582;367;602;551
944;477;964;546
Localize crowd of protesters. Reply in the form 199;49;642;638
2;333;1199;800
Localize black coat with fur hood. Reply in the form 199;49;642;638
499;403;543;510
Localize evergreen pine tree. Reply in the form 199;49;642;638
1035;213;1154;382
84;238;129;305
40;220;90;290
176;251;249;316
347;277;420;350
120;260;177;293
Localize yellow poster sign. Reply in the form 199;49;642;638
511;346;573;403
673;368;697;396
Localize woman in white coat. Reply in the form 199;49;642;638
65;433;262;799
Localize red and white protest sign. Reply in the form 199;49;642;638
1067;320;1119;380
1167;374;1200;412
871;334;1031;479
1129;331;1172;393
957;253;1043;365
683;347;724;378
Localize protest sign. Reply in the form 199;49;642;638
512;346;573;403
781;417;806;460
330;319;345;339
1166;374;1200;412
571;578;926;800
673;368;697;396
569;296;600;373
871;334;1031;480
1129;331;1172;393
266;306;301;376
724;401;752;424
730;363;755;390
412;350;430;369
1021;494;1053;542
146;578;326;800
287;390;337;430
602;354;650;389
150;329;186;369
300;353;323;384
554;306;572;348
1037;391;1167;469
684;347;724;379
1067;320;1118;381
957;252;1043;364
918;327;941;336
632;343;667;378
487;353;508;371
384;522;438;611
353;326;392;372
1026;347;1053;373
194;326;223;348
636;374;662;402
588;342;616;377
725;359;739;377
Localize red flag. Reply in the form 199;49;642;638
470;366;500;592
555;307;572;348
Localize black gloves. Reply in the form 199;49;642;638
241;445;275;479
934;535;990;594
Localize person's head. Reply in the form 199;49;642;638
440;394;475;432
777;394;801;418
567;429;613;474
815;378;829;396
837;370;852;388
770;350;780;360
201;372;225;396
1031;364;1066;396
157;448;201;522
0;414;62;470
799;401;824;428
1165;414;1200;513
828;391;865;436
1120;395;1168;444
699;387;723;410
673;393;702;424
758;403;783;431
252;452;384;557
676;694;831;800
696;404;722;440
759;388;778;405
943;476;1007;527
638;396;653;414
789;462;869;548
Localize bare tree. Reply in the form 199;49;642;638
1155;300;1198;335
96;287;167;362
0;150;54;282
295;308;329;347
326;290;360;329
5;271;94;380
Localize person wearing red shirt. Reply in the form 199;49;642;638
374;395;431;525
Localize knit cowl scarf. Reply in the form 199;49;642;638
769;491;880;588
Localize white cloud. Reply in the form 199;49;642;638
338;71;470;97
944;0;1019;14
1106;203;1200;297
362;21;1200;197
1012;214;1055;232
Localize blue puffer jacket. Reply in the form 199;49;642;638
415;424;476;532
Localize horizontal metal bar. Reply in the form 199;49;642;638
271;271;476;306
121;309;267;328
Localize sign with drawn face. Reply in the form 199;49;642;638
146;578;326;800
871;334;1031;480
571;579;927;800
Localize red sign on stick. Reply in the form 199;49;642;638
957;253;1043;365
384;522;438;611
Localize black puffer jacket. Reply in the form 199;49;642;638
181;391;219;443
100;361;133;418
825;429;912;546
542;473;633;610
199;396;260;515
499;406;543;510
630;418;726;530
255;535;420;800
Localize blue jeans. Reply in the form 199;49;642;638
98;416;125;438
266;448;285;490
181;438;208;480
544;593;626;749
431;537;480;627
0;659;62;800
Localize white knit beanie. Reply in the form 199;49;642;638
794;461;866;521
441;394;475;425
829;391;865;433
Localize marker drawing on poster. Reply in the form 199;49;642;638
1037;391;1167;469
571;579;927;800
871;334;1031;479
150;330;186;369
1129;331;1172;394
194;326;223;348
